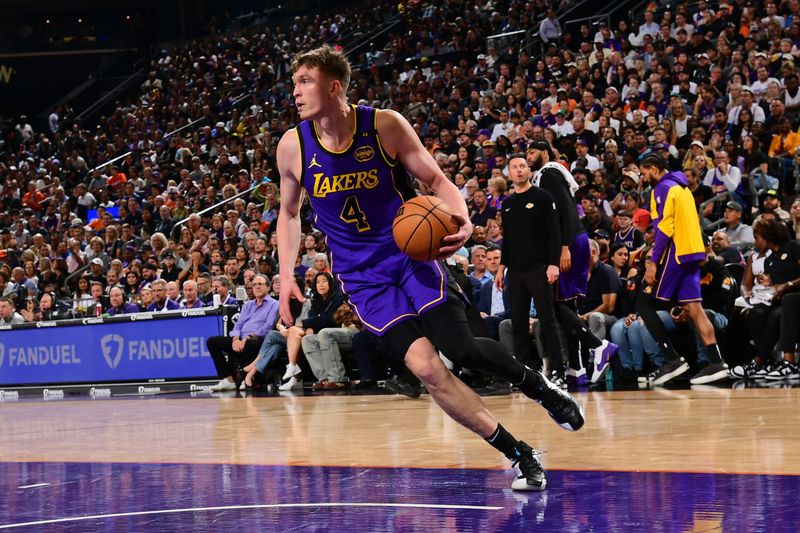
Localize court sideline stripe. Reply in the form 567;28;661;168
0;502;504;529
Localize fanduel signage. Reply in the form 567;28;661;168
0;315;220;385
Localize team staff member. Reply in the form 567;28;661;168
495;155;565;384
637;153;728;385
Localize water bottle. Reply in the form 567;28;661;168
213;293;221;308
95;302;102;317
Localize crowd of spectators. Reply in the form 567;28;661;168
2;0;800;389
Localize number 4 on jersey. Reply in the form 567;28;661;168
340;195;370;232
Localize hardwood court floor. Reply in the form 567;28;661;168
1;388;799;531
1;388;799;474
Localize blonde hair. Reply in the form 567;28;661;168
488;177;507;195
292;45;351;92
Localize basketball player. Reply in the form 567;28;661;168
526;142;617;385
276;46;583;491
637;152;729;385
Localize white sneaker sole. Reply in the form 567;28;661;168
689;367;730;385
511;476;547;491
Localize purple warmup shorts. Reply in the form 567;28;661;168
335;252;449;336
655;244;702;303
556;232;590;301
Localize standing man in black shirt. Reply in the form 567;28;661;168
495;154;566;386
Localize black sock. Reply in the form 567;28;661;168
705;343;722;364
636;291;680;362
486;423;520;460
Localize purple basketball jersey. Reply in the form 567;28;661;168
296;105;413;273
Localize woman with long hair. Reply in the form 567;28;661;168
72;276;94;315
456;145;474;178
279;272;346;390
607;242;631;279
124;270;141;300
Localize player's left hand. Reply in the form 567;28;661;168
438;213;472;259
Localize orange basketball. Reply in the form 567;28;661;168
392;195;460;262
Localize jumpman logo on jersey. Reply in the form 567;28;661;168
308;154;322;169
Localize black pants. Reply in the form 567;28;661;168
779;292;800;353
207;335;264;378
747;304;783;361
507;267;563;369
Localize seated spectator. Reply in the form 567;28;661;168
703;151;742;203
736;219;800;380
312;253;331;274
107;286;140;316
303;303;362;389
469;189;497;227
582;195;613;236
72;276;94;315
180;280;203;308
89;282;107;315
612;210;644;252
207;274;279;391
279;272;346;391
578;239;620;350
623;192;651;232
711;231;744;266
159;252;181;282
720;201;755;248
197;273;214;304
0;297;25;325
607;243;632;279
147;279;181;312
242;276;305;388
166;281;182;305
759;189;790;221
477;248;509;340
469;245;492;288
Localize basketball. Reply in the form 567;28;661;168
392;195;460;262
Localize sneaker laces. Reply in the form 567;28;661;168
512;447;547;468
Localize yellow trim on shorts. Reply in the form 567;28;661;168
416;260;446;314
335;260;446;333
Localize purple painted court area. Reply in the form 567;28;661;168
1;463;799;532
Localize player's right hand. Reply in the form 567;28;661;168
279;277;306;326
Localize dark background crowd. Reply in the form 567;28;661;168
2;0;800;389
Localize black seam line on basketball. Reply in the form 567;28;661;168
401;214;429;255
421;200;448;251
426;215;434;259
430;210;452;240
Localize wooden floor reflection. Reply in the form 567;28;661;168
1;388;798;475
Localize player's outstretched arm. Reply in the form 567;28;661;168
376;109;472;258
276;129;307;325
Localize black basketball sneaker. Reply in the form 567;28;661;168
511;441;547;491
